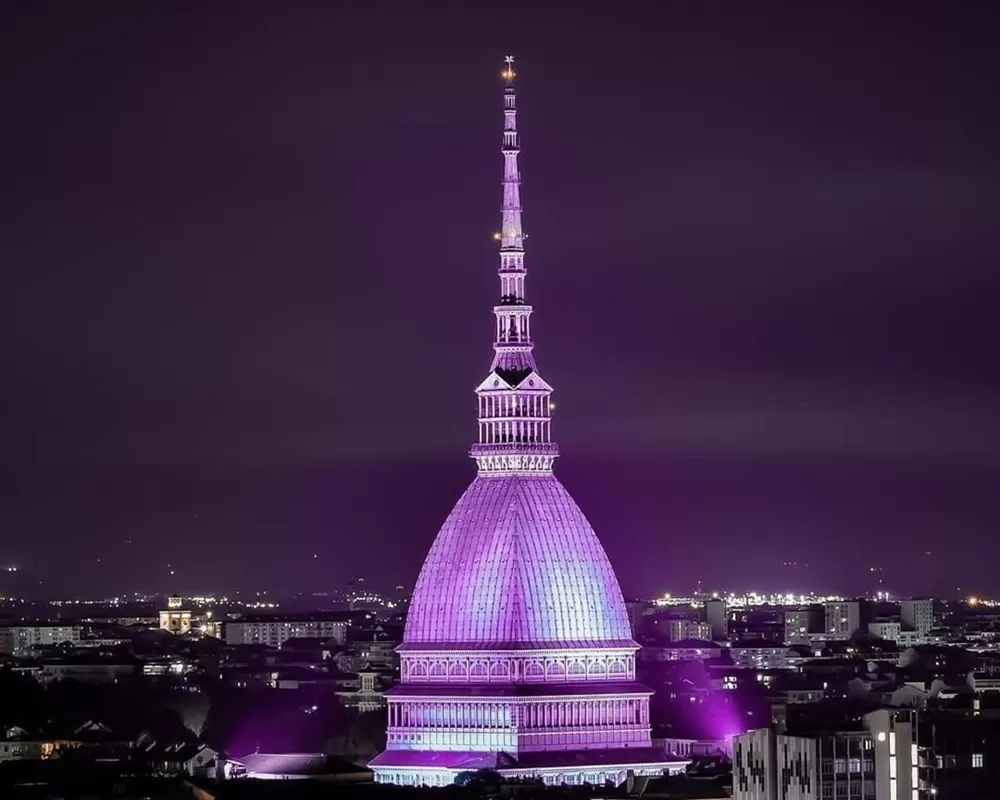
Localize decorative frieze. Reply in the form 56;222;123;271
401;648;635;684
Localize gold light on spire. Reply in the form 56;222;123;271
502;54;516;80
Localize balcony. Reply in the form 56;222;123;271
470;443;559;456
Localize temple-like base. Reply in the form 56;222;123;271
369;747;688;787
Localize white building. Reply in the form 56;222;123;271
900;599;933;638
224;616;348;647
824;601;861;639
0;624;82;656
732;710;919;800
868;620;902;642
863;709;919;800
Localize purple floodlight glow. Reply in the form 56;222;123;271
370;58;686;788
691;690;748;742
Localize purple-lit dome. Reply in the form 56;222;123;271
403;474;633;649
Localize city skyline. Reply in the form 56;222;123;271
4;2;1000;598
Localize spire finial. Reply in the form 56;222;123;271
470;58;559;476
502;55;516;82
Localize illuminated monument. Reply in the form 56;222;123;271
369;58;686;787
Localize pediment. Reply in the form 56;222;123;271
475;370;552;393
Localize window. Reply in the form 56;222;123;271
972;753;984;768
849;758;862;773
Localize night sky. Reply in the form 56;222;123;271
3;2;999;599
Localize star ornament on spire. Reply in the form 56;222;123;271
501;55;516;81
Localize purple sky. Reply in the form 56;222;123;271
3;3;999;599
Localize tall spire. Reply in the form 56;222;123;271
470;57;559;476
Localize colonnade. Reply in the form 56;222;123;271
387;697;649;731
403;655;635;683
477;393;552;447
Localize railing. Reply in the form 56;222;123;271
470;443;559;455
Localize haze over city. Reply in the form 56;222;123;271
4;2;999;599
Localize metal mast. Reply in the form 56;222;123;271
471;57;559;476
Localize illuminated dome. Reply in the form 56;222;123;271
403;475;633;648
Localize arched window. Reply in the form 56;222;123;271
546;662;566;680
470;662;488;679
608;659;627;677
490;661;510;679
588;661;607;678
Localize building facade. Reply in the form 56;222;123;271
665;619;713;642
705;598;728;642
369;58;685;787
0;624;82;656
900;599;934;638
159;595;192;635
867;620;902;643
824;601;861;639
730;644;797;670
224;616;348;647
784;609;812;646
733;710;925;800
734;727;877;800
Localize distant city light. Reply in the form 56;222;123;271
652;591;850;608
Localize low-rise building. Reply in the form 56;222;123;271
730;643;798;670
640;639;723;662
139;742;226;779
0;721;131;762
38;659;135;685
225;615;348;647
0;624;82;656
868;619;902;642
